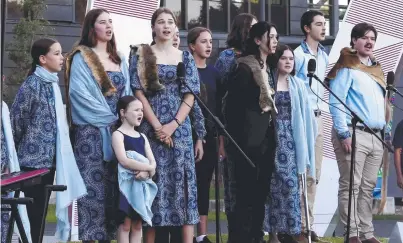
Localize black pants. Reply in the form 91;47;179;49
154;226;183;243
232;127;276;242
195;135;217;216
21;167;55;243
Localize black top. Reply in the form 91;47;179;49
224;62;274;151
198;65;224;135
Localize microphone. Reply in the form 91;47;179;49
307;59;316;87
386;71;395;99
176;62;186;84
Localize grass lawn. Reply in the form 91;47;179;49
46;204;402;223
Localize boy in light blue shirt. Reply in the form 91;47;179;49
327;23;391;243
294;10;328;243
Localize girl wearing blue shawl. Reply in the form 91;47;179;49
65;8;132;243
111;96;157;243
10;38;86;243
129;7;201;243
264;45;317;243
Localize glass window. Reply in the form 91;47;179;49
230;0;248;25
7;0;24;19
166;0;183;28
209;0;227;31
307;0;332;36
188;0;207;29
250;0;260;20
75;0;87;24
271;0;287;35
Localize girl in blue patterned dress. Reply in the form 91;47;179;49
265;45;317;243
213;14;257;239
65;8;132;243
10;38;86;243
129;7;201;243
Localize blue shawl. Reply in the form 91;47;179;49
119;150;158;226
2;101;32;243
68;50;132;162
288;75;317;178
33;66;87;241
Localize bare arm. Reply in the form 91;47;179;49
395;148;402;178
135;90;162;130
175;93;195;124
112;132;154;171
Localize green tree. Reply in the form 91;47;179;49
4;0;53;103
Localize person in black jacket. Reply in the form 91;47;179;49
224;21;278;243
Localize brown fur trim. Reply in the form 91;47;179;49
130;44;164;93
65;45;117;96
326;47;386;89
237;55;275;113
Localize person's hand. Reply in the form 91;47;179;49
341;137;352;153
160;121;178;138
397;175;403;189
194;139;204;162
149;167;156;178
218;143;226;162
135;171;150;181
163;136;174;148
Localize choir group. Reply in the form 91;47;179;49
0;5;394;243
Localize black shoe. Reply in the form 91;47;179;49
278;233;298;243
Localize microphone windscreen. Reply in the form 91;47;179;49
176;62;186;78
387;71;395;86
308;59;316;73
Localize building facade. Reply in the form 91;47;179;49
4;0;347;79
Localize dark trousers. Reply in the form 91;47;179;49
232;127;276;242
21;167;55;243
154;226;183;243
195;135;217;216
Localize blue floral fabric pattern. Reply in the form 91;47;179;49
10;74;57;169
214;49;237;214
130;51;200;226
264;91;301;235
1;126;10;243
73;71;125;240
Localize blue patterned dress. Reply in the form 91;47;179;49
264;91;301;235
130;51;200;226
214;48;238;214
1;127;10;243
73;71;126;240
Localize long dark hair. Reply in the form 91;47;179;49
28;38;58;76
79;8;121;64
244;21;277;68
227;13;257;51
116;95;139;128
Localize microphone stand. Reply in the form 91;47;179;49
387;87;403;98
180;79;255;243
308;73;393;243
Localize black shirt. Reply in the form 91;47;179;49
197;65;224;134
